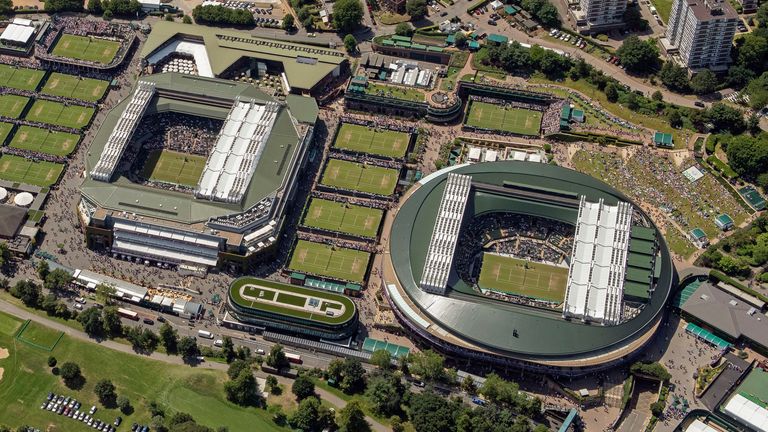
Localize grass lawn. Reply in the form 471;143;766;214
0;154;64;186
16;320;63;350
303;198;383;238
0;95;30;119
140;150;206;187
0;122;14;145
478;253;568;302
275;292;307;307
333;123;410;158
51;34;121;64
466;101;542;136
364;82;425;102
663;223;697;260
0;65;45;91
440;67;461;92
25;100;94;130
288;240;370;283
41;73;109;102
320;159;399;196
10;126;80;157
649;0;672;22
241;286;277;302
0;312;288;432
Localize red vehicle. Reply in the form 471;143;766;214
117;308;139;321
285;353;303;364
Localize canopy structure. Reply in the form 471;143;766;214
684;322;731;349
13;192;33;207
0;23;35;45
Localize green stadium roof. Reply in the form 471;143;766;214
140;21;346;91
716;214;734;227
690;228;707;240
629;239;655;255
627;253;653;270
653;132;673;147
389;162;674;359
626;267;651;284
624;281;650;301
362;337;410;357
673;277;702;309
81;73;317;225
631;225;656;241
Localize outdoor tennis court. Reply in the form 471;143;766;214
25;100;95;129
9;126;80;157
141;150;206;187
42;73;109;102
0;65;45;91
333;123;410;158
51;34;121;64
478;253;568;302
320;159;398;196
0;94;30;119
0;155;64;186
0;122;14;145
289;240;370;283
303;198;383;238
466;101;542;136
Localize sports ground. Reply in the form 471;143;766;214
478;253;568;302
0;95;30;119
51;34;121;64
0;154;64;187
303;198;383;238
289;240;370;283
229;278;355;325
333;123;410;158
25;100;94;130
730;367;768;408
140;150;206;187
0;122;13;145
0;65;45;91
41;73;109;102
466;101;542;136
320;159;399;196
9;126;80;157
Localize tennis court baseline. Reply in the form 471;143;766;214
466;101;542;136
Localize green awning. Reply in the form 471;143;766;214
290;272;306;280
487;34;509;44
685;322;732;350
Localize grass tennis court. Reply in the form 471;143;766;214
42;73;109;102
289;240;370;283
0;65;45;91
0;94;30;119
0;154;64;186
0;122;13;145
478;253;568;302
141;150;206;187
303;198;383;238
320;159;399;196
51;34;121;64
9;126;80;157
466;101;542;136
25;100;94;129
333;123;410;158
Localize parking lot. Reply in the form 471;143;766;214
40;392;126;432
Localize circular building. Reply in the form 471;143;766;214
383;161;675;376
0;187;8;203
14;192;34;207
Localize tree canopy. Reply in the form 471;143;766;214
406;0;427;20
333;0;364;32
192;4;255;26
615;36;659;73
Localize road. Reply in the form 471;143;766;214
0;300;389;432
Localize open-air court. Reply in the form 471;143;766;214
25;100;94;130
288;240;370;283
0;65;45;91
141;150;206;187
303;198;383;238
41;73;109;102
51;34;121;64
320;159;398;196
9;126;80;157
333;123;410;158
466;101;542;136
478;253;568;302
0;123;14;145
0;95;30;119
0;154;64;187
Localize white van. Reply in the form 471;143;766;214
213;339;223;347
197;330;214;339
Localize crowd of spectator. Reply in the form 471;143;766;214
37;17;135;68
296;231;378;254
133;112;222;157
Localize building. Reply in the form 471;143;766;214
662;0;738;72
715;214;734;231
572;0;627;33
738;0;757;13
79;73;319;274
224;277;358;340
690;228;709;247
384;162;674;376
138;0;162;12
140;21;347;94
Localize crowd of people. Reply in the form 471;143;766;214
296;231;378;254
311;190;391;211
3;146;67;164
541;99;566;135
327;150;403;169
37;17;134;68
341;113;417;134
133;112;222;157
210;197;274;231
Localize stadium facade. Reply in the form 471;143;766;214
140;21;347;95
78;72;319;274
383;162;675;376
224;277;358;340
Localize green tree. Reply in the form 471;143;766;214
60;361;82;387
604;83;619;102
337;400;370;432
409;391;454;432
10;280;41;308
395;22;413;37
461;374;477;394
0;0;13;14
266;375;278;391
95;283;116;305
94;379;117;407
224;370;262;406
0;242;9;269
407;349;445;382
333;0;364;32
289;396;322;431
651;90;663;101
44;268;72;292
177;336;200;361
101;306;122;338
266;344;289;370
668;110;683;128
708;103;745;133
44;0;84;12
292;375;316;400
344;34;357;53
227;359;251;380
727;65;755;89
158;323;178;354
37;260;50;279
535;2;559;27
758;2;768;27
659;62;690;93
690;69;718;95
117;395;132;414
77;307;104;337
365;372;405;416
630;361;672;381
615;36;659;73
47;356;57;367
650;400;665;416
623;5;647;30
737;34;768;72
182;15;193;24
370;349;392;370
327;358;367;394
282;14;295;30
221;336;235;363
406;0;427;19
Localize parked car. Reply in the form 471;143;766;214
142;318;154;325
694;101;705;108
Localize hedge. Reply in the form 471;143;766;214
709;270;768;303
706;155;738;179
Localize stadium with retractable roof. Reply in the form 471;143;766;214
78;72;319;275
383;161;675;376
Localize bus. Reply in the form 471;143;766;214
117;308;139;321
197;330;214;339
285;353;303;364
